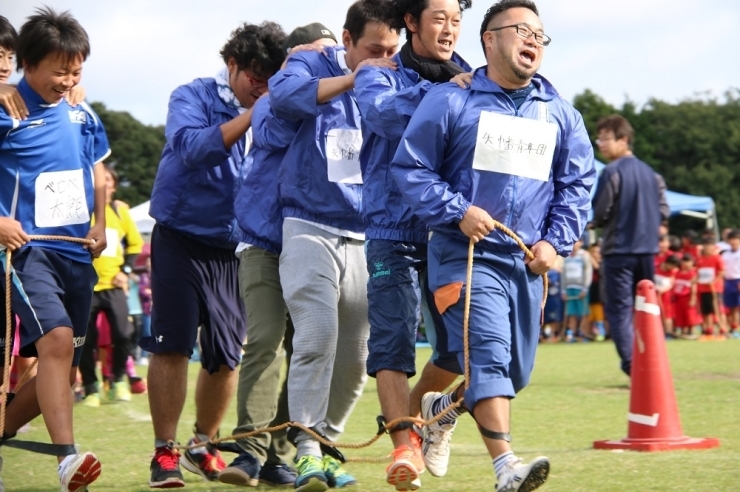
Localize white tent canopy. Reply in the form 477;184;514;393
129;200;155;235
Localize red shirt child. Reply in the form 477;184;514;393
695;245;724;295
655;256;679;321
672;256;701;329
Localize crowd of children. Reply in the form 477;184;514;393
542;227;740;343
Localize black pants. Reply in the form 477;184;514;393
602;254;655;376
79;288;134;391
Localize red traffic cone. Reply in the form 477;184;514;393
594;280;720;451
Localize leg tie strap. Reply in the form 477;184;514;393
287;425;347;464
376;415;414;435
0;435;78;456
477;425;512;442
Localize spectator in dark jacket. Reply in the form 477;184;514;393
592;114;669;376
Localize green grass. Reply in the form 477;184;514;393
3;341;739;491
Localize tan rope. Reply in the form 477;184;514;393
1;236;94;439
181;222;549;455
0;227;548;460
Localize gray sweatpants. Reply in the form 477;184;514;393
280;219;369;457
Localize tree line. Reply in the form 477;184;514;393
93;88;740;227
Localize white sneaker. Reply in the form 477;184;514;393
420;392;456;477
496;456;549;492
59;452;102;492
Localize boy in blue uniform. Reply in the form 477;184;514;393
268;1;399;490
143;22;287;488
391;1;595;490
354;0;472;488
0;8;109;492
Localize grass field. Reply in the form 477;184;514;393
3;340;739;491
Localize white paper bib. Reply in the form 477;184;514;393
471;110;557;182
326;129;362;184
34;169;89;228
697;267;715;284
101;228;120;258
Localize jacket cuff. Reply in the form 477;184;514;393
542;233;566;255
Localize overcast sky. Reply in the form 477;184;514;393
3;0;738;126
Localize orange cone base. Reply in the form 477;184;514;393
594;436;720;452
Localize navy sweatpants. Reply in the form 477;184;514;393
602;254;655;376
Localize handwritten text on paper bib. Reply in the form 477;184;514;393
326;129;362;184
35;169;89;228
472;111;557;182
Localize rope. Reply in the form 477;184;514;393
0;226;549;461
1;236;94;440
181;222;548;455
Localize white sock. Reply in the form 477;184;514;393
296;440;322;460
493;451;515;478
58;454;76;476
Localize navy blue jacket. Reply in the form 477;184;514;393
269;47;364;233
592;155;669;256
356;52;471;243
391;68;596;256
234;97;298;254
150;77;247;249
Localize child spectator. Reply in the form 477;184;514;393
673;254;700;337
654;235;671;270
721;230;740;338
562;239;593;341
543;260;563;342
668;235;682;253
680;230;701;260
137;253;152;364
655;254;680;337
588;242;606;340
695;237;726;336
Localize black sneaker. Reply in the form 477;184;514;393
149;446;185;488
260;463;297;487
218;452;261;487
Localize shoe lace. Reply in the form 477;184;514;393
296;455;323;475
155;448;181;470
426;424;453;447
323;457;348;477
389;445;415;461
201;449;226;473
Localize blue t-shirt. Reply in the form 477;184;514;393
0;78;111;263
503;83;535;111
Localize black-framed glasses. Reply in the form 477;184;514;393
488;24;551;46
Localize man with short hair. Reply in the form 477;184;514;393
219;24;339;489
0;7;109;491
143;21;287;488
391;1;595;490
354;0;473;488
592;114;669;376
269;1;399;490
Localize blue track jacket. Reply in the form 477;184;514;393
150;77;247;249
356;52;471;243
268;47;364;233
234;96;298;254
391;68;596;255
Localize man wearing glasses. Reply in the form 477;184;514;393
391;1;595;491
143;22;287;488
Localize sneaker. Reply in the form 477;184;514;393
130;378;148;394
149;446;185;488
294;455;328;492
109;382;131;402
420;392;456;477
59;452;102;492
386;445;423;491
496;456;550;492
81;393;100;408
322;456;356;488
181;437;226;481
259;463;296;487
218;452;260;487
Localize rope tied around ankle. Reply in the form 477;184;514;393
181;221;548;456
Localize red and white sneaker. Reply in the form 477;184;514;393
59;452;102;492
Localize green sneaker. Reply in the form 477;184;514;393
294;455;328;492
81;393;100;408
322;456;357;488
109;382;131;402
